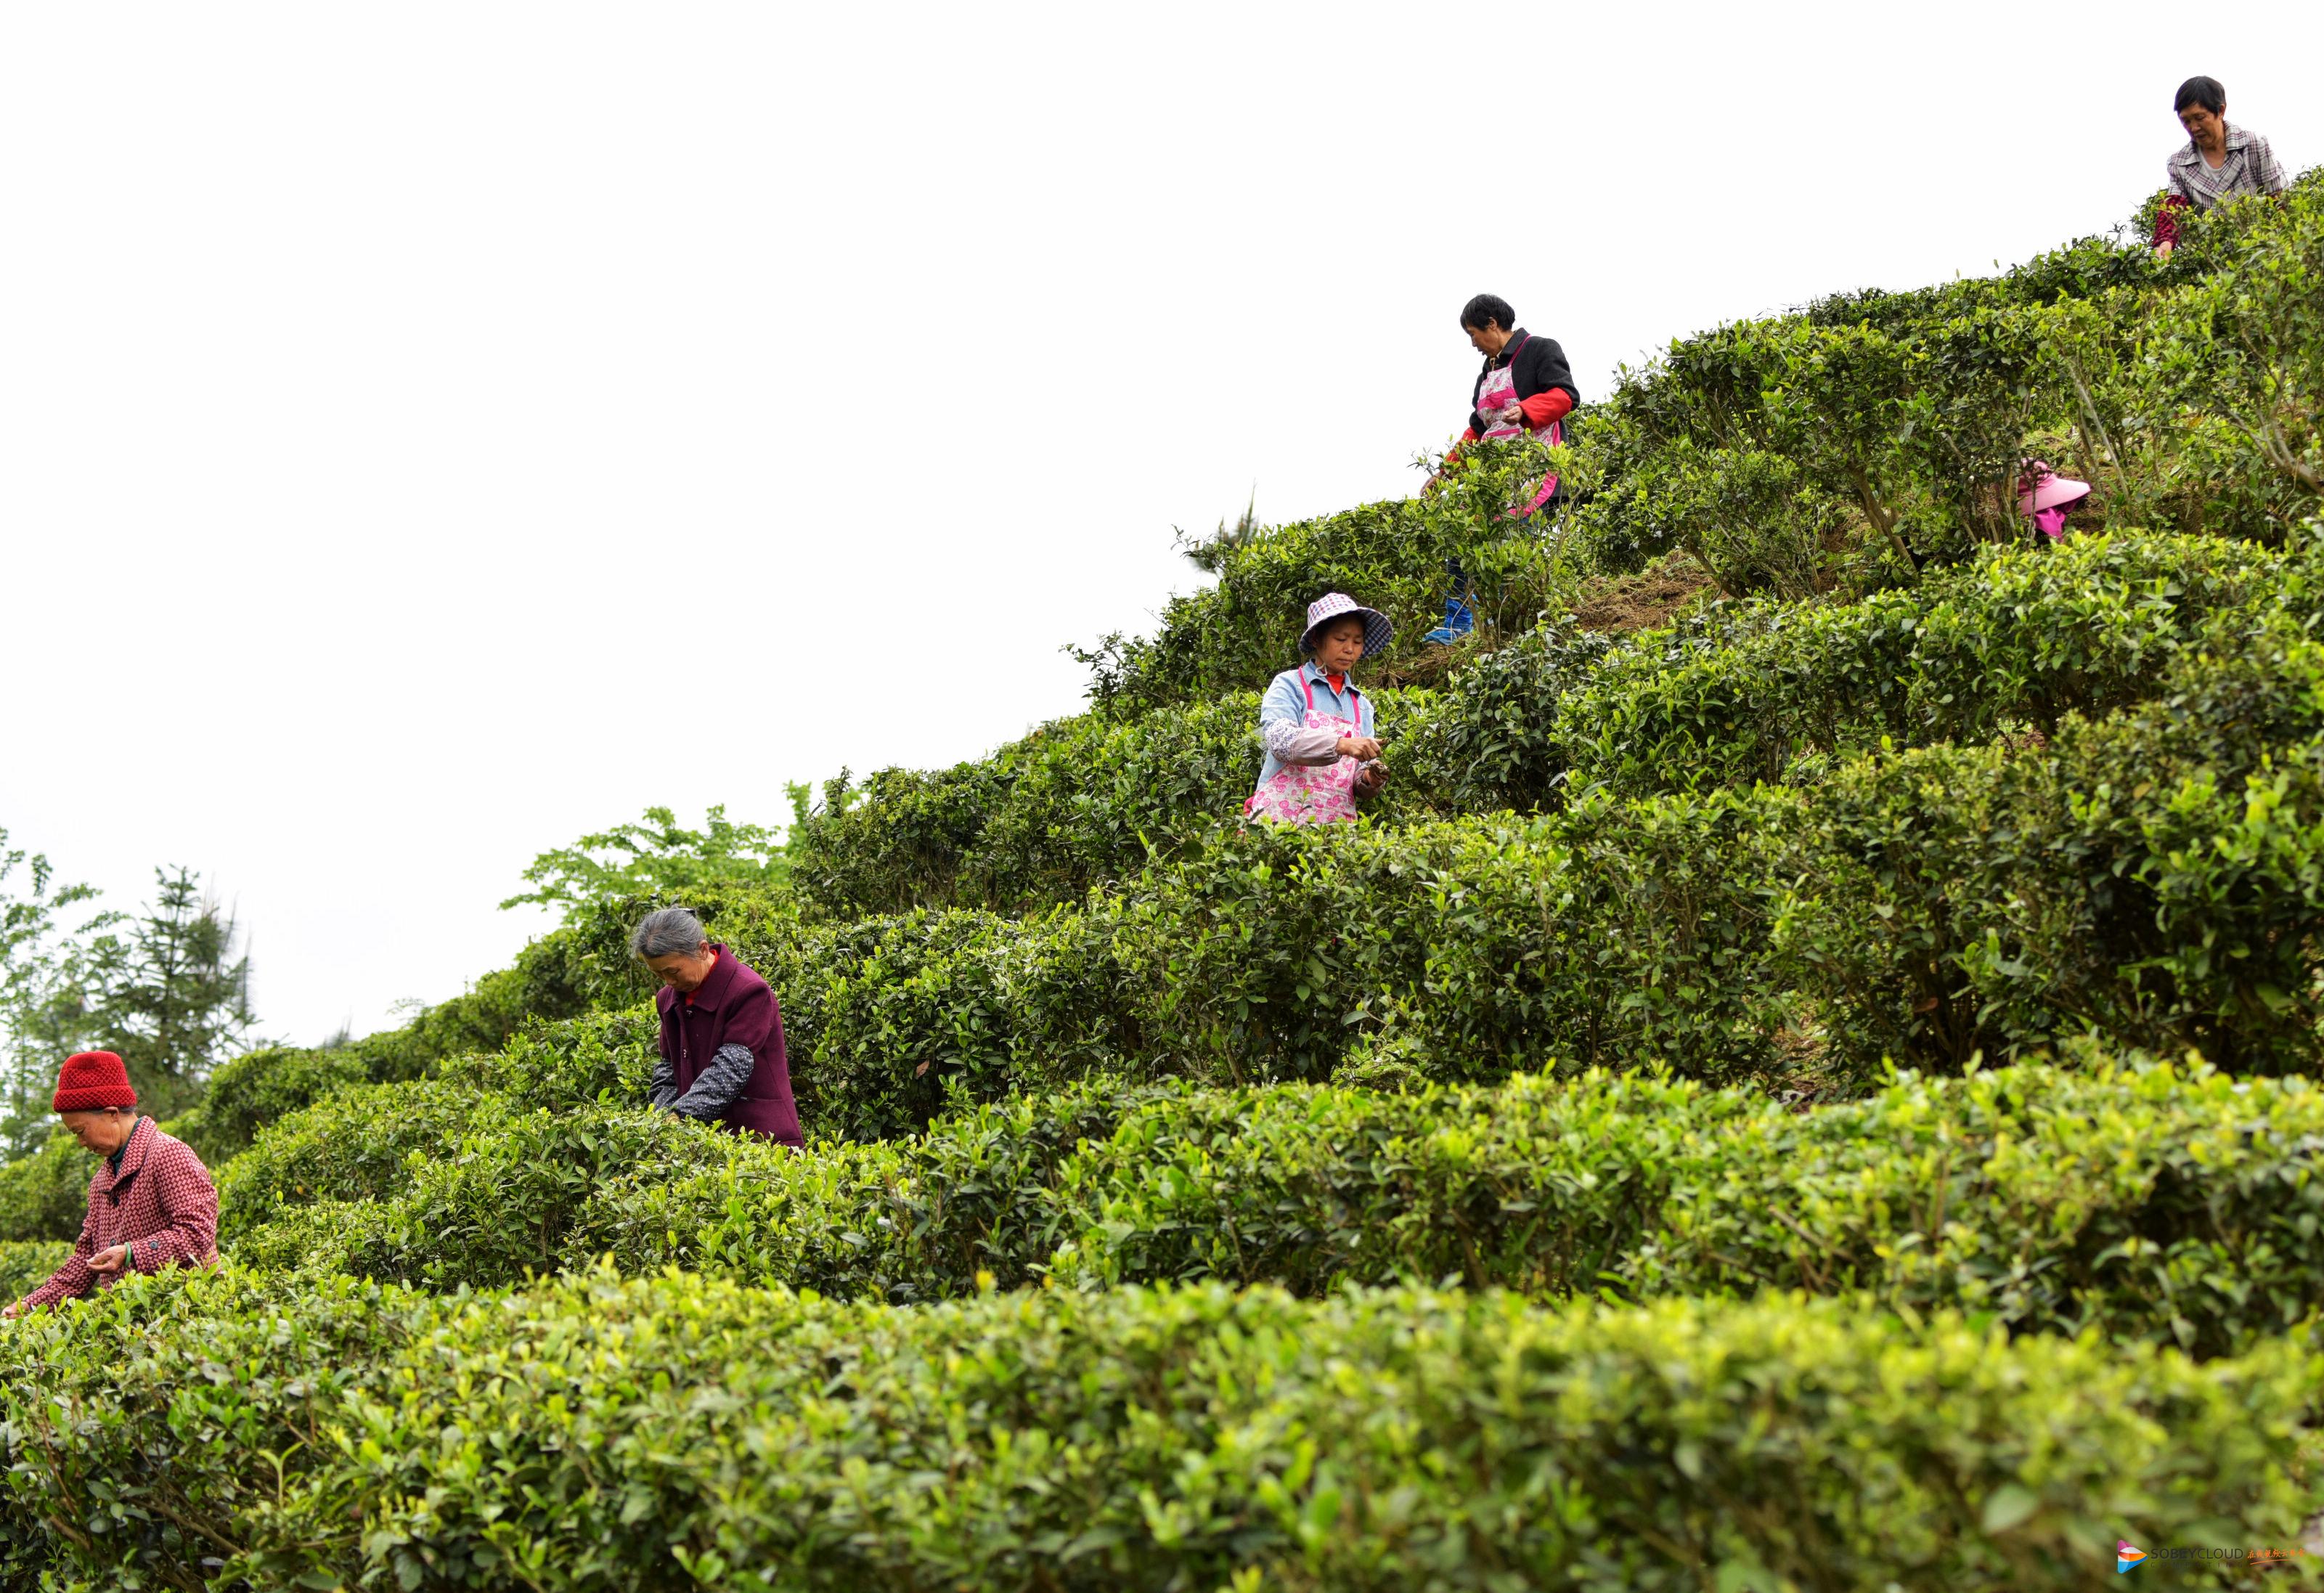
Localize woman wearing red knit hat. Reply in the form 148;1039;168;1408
1;1051;218;1319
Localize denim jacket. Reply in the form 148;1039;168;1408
1254;661;1377;788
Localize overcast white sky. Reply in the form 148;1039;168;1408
4;1;2320;1046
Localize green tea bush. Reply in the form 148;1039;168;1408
1079;442;1570;716
233;1102;742;1290
1552;529;2309;798
1125;796;1782;1085
789;529;2309;927
1546;176;2324;594
335;622;2324;1150
168;1042;369;1165
793;690;1324;918
2138;179;2324;539
1043;1055;2324;1357
1773;614;2324;1072
245;1052;2324;1358
436;1002;662;1105
145;912;630;1173
0;1239;67;1300
1395;528;2308;815
322;924;604;1082
0;1130;89;1244
240;1083;1156;1301
568;1081;1144;1298
783;905;1137;1138
216;1078;486;1244
2;1268;2314;1591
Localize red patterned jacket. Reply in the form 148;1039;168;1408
17;1116;219;1311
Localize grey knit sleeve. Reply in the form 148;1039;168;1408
669;1043;755;1120
1264;719;1344;765
648;1050;680;1110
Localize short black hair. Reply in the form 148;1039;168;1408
1459;293;1515;333
2174;76;2226;115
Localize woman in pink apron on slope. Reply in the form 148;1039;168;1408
1247;592;1393;825
1426;293;1581;644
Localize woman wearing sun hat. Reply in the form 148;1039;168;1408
1;1051;219;1319
1248;592;1393;824
2017;460;2091;541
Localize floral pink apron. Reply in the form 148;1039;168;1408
1478;333;1563;519
1246;675;1366;825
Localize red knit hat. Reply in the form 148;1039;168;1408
53;1051;136;1112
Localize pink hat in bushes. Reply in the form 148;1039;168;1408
1299;592;1393;658
2016;460;2092;516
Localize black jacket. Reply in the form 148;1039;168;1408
1467;329;1580;437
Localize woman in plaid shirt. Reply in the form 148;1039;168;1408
2154;76;2286;258
2;1051;218;1317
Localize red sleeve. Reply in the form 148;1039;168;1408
18;1191;99;1313
2155;195;2190;248
1518;389;1573;431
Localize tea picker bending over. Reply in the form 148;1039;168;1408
2153;76;2285;258
1427;293;1581;644
632;907;803;1146
2018;460;2091;542
4;1051;219;1319
1248;592;1392;825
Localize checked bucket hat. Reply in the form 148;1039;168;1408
1298;592;1394;659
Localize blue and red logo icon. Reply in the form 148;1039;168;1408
2118;1540;2148;1573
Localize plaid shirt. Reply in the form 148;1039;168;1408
16;1116;218;1312
2166;124;2286;212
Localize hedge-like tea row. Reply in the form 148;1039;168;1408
792;529;2309;919
791;685;1428;919
227;1054;2324;1358
159;603;2324;1193
4;1267;2315;1591
1416;527;2315;808
88;526;2323;1176
1539;177;2323;599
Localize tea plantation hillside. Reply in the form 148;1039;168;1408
4;182;2323;1590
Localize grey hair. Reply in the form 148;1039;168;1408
629;907;709;960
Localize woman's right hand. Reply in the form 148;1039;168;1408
1337;736;1382;761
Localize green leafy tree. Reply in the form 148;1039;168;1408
0;831;121;1155
82;867;257;1120
501;798;807;921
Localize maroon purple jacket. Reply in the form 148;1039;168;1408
653;945;802;1144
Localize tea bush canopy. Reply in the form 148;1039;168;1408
7;174;2324;1589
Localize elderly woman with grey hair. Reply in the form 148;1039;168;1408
630;908;801;1145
